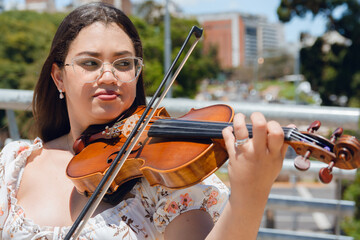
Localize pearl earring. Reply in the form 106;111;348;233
59;89;64;99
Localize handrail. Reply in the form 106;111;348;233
258;228;354;240
0;88;359;129
266;193;354;216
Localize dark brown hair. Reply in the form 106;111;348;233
32;2;146;142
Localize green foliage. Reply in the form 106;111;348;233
0;10;66;91
343;170;360;238
279;2;360;236
0;9;219;97
0;9;221;138
171;18;220;98
277;0;346;22
132;14;221;98
278;0;360;107
0;11;66;138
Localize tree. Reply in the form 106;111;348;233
0;9;221;138
135;0;163;25
277;2;360;237
133;2;221;98
0;10;66;138
0;10;66;90
277;0;360;107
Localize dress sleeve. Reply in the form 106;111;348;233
0;139;42;228
0;140;24;228
144;174;230;233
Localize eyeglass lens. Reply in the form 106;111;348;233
72;57;142;83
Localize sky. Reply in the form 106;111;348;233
4;0;328;43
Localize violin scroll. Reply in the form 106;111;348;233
333;135;360;168
289;121;360;184
318;134;360;183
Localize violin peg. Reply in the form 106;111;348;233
330;127;343;143
294;155;311;171
318;161;334;184
307;120;321;133
319;168;333;184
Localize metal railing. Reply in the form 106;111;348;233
258;228;354;240
1;88;359;139
0;88;359;240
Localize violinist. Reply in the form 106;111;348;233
0;2;290;239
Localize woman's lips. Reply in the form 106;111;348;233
94;90;119;101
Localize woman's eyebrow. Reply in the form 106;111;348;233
74;50;134;58
75;51;100;57
113;50;134;57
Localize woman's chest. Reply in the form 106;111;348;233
15;157;76;226
14;150;123;227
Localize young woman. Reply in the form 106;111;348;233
0;2;289;239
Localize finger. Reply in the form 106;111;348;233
222;126;236;157
250;112;267;150
233;113;247;140
267;120;284;154
233;113;249;148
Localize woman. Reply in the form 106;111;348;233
0;2;289;239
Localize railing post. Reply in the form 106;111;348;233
5;109;20;140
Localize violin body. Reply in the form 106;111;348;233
66;104;234;196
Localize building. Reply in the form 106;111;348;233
197;12;285;69
197;12;244;69
22;0;132;14
25;0;55;12
74;0;132;15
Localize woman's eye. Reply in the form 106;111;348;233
114;59;132;70
83;61;98;66
76;58;101;70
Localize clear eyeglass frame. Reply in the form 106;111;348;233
64;56;144;83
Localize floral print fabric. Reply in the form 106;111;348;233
0;140;229;239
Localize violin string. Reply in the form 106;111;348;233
166;122;328;147
147;124;329;148
147;119;297;139
111;116;329;148
129;117;298;140
288;131;331;148
115;115;296;133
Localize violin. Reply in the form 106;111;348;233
64;25;359;239
66;104;360;199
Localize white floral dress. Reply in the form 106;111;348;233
0;140;229;240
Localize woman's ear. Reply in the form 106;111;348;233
51;63;64;91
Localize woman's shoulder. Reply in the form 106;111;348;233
1;138;42;162
0;138;43;178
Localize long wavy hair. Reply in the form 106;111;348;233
32;2;146;142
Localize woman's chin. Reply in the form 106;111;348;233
90;109;122;123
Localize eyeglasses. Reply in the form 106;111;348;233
64;56;143;83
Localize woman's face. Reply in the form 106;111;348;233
54;22;139;132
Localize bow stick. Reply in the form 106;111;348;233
64;26;203;240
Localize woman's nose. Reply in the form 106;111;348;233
97;64;118;85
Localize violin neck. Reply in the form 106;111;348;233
148;118;295;141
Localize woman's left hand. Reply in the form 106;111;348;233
222;112;291;200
